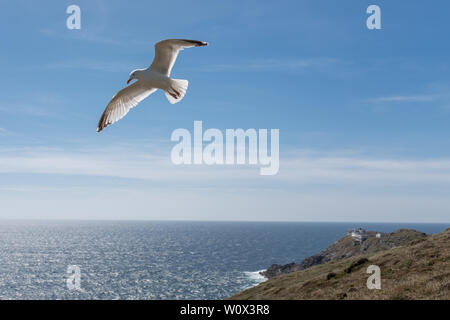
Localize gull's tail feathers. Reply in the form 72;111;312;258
165;79;189;104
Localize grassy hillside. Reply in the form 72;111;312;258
230;228;450;300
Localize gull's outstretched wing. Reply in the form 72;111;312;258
97;82;156;132
149;39;208;76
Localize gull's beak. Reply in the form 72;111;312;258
127;77;132;85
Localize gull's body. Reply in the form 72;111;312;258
97;39;208;132
136;69;171;90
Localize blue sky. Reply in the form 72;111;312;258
0;0;450;222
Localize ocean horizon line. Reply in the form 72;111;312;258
0;218;448;224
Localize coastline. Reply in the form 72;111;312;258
229;228;450;300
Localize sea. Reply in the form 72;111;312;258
0;220;447;300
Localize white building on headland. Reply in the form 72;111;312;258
348;228;367;242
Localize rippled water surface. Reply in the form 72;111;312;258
0;220;447;299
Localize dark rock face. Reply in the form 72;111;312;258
326;272;337;280
344;258;369;274
260;229;427;279
262;263;298;278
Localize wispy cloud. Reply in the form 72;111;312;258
279;156;450;185
39;28;121;45
1;145;450;187
39;28;154;48
1;145;450;222
0;103;53;118
199;58;339;73
0;93;67;118
367;83;450;110
36;59;135;73
371;95;439;103
0;127;10;135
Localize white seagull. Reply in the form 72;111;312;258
97;39;208;132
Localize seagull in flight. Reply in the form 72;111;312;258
96;39;208;132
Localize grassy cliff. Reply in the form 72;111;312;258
230;228;450;300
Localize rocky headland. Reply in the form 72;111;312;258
229;228;449;300
261;228;427;279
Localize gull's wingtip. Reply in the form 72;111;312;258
179;39;208;47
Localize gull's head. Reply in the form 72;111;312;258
127;69;142;85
